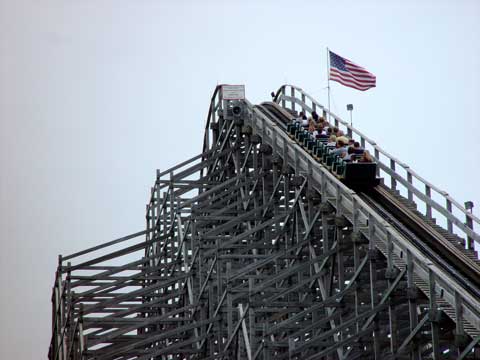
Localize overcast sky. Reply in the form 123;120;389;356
1;0;479;358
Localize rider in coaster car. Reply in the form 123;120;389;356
358;150;373;163
327;135;337;147
331;140;348;158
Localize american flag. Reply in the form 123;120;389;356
329;50;376;91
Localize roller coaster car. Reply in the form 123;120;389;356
336;161;380;189
286;122;380;189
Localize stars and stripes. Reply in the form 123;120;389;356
329;50;376;91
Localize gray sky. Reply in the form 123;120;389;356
1;0;479;358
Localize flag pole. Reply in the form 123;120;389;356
326;47;331;123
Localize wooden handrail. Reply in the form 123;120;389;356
273;84;479;244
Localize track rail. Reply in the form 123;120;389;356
256;102;292;130
362;187;480;297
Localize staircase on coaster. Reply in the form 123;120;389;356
49;85;480;360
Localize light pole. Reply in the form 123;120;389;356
346;104;353;128
465;201;474;212
465;201;474;250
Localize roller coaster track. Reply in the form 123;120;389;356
365;186;480;292
49;84;480;360
258;101;480;295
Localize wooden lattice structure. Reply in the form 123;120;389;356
49;85;480;359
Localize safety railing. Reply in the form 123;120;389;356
273;84;480;251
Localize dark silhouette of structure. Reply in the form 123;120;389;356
49;85;480;359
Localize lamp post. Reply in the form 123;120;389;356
465;201;474;250
346;104;353;128
465;201;474;212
